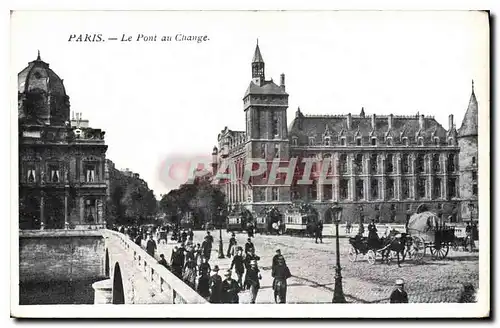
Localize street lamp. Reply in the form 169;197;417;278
331;203;346;303
218;207;225;259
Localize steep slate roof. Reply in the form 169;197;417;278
252;44;264;63
244;80;288;97
458;83;478;138
289;112;448;146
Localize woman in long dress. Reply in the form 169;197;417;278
182;256;197;290
197;257;211;298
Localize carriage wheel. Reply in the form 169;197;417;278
431;245;450;259
411;236;426;261
366;250;376;265
348;245;357;262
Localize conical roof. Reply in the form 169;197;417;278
252;44;264;63
458;81;478;138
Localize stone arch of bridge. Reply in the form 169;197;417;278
112;262;125;304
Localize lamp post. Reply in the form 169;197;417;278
218;208;225;259
331;203;346;303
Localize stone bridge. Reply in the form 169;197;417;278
99;229;207;304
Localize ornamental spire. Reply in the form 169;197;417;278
37;50;41;61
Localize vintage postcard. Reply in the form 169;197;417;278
10;10;490;318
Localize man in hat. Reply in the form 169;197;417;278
244;259;262;304
389;278;409;303
206;231;214;245
315;220;324;244
157;254;169;269
272;253;291;303
227;232;237;258
201;235;212;261
272;249;284;274
221;270;240;303
146;234;157;258
208;265;222;303
230;248;246;287
245;238;255;256
245;248;261;270
170;245;184;279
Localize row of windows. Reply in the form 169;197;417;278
292;135;456;147
315;153;458;175
24;162;100;183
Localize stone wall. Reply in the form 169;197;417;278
19;230;106;283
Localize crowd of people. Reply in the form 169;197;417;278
112;224;292;304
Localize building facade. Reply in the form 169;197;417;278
18;53;108;230
212;44;479;224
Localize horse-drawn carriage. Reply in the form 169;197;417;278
406;211;455;260
226;206;253;233
347;231;403;265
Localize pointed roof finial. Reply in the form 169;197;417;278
360;107;365;117
257;38;259;46
37;50;41;61
472;79;475;93
252;41;264;63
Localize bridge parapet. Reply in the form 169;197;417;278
102;229;207;304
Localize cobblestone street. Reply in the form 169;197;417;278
155;231;478;304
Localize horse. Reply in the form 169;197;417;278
380;233;409;267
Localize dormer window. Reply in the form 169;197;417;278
324;137;331;146
292;137;298;146
386;137;393;146
434;137;439;146
356;138;362;146
403;137;409;146
448;138;454;146
418;137;424;146
308;137;315;146
340;137;346;146
371;137;377;146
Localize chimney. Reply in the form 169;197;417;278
280;73;285;89
71;111;75;120
388;114;393;130
371;114;376;129
347;113;352;130
448;114;454;130
419;114;425;130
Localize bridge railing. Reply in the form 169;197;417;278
102;229;207;304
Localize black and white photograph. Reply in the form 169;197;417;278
10;10;489;318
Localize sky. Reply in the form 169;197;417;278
11;11;489;198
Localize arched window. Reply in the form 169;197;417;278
356;137;362;146
371;137;377;146
340;137;346;146
434;137;439;146
324;136;331;146
309;137;315;146
418;137;424;146
292;137;298;146
402;154;410;173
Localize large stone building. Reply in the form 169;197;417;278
212;43;479;224
18;53;108;230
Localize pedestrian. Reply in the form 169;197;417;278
245;248;261;270
188;228;194;240
272;249;284;269
221;270;240;304
245;238;254;256
206;231;214;245
272;253;291;303
157;254;169;269
208;265;223;303
367;219;379;248
197;257;211;299
181;229;188;243
247;222;254;238
170;246;184;279
201;236;213;261
389;278;409;303
346;221;352;234
146;234;157;258
227;232;237;258
315;220;324;244
134;233;142;246
185;245;195;263
244;260;262;304
358;222;365;236
230;248;246;287
182;256;197;290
